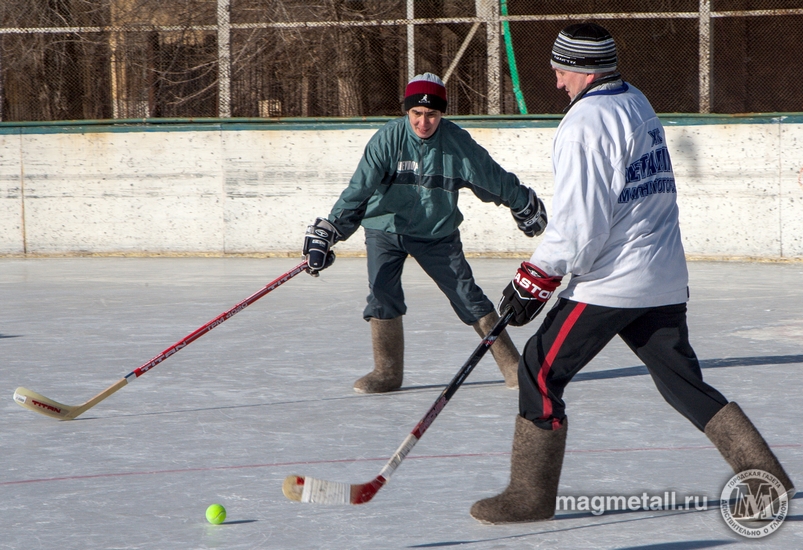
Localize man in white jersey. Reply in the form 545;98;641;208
470;22;794;524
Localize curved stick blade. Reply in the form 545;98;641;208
281;312;510;507
350;477;386;504
282;474;386;505
13;387;74;420
13;262;307;420
282;475;351;504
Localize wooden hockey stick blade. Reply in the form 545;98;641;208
13;261;307;420
14;378;128;420
13;387;75;420
282;474;386;505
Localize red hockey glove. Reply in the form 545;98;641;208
499;262;562;326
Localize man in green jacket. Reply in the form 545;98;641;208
303;73;547;393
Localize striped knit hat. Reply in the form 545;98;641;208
403;73;448;112
550;23;618;74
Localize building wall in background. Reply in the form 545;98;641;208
1;116;801;260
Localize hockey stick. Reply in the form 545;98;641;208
282;307;515;505
13;260;310;420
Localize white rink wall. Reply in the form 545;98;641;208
1;116;802;260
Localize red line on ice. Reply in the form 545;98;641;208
2;444;799;486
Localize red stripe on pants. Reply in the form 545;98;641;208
538;302;587;423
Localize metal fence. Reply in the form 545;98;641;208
1;0;802;122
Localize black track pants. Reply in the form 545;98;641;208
519;299;729;431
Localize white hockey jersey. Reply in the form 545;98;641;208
530;81;689;308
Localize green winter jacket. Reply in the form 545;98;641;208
328;116;531;240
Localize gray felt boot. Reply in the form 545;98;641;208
470;415;567;524
473;310;520;389
353;317;404;394
705;402;796;517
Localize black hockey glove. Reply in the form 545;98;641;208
303;217;340;276
499;262;562;326
512;187;548;237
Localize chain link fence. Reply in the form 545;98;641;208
1;0;801;122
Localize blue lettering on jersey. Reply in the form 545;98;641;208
625;146;672;184
618;177;676;204
620;130;676;204
648;128;663;147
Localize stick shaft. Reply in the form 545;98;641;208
412;307;513;439
363;308;514;496
16;260;308;419
126;260;308;381
284;309;514;505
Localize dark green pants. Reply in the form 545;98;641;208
363;228;494;324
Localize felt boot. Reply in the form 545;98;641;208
354;317;404;393
705;402;796;518
470;415;567;524
473;310;520;389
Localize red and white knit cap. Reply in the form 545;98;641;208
403;73;447;112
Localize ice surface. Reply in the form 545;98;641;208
1;257;800;549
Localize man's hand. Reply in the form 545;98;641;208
512;187;548;237
303;218;339;276
499;262;562;326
